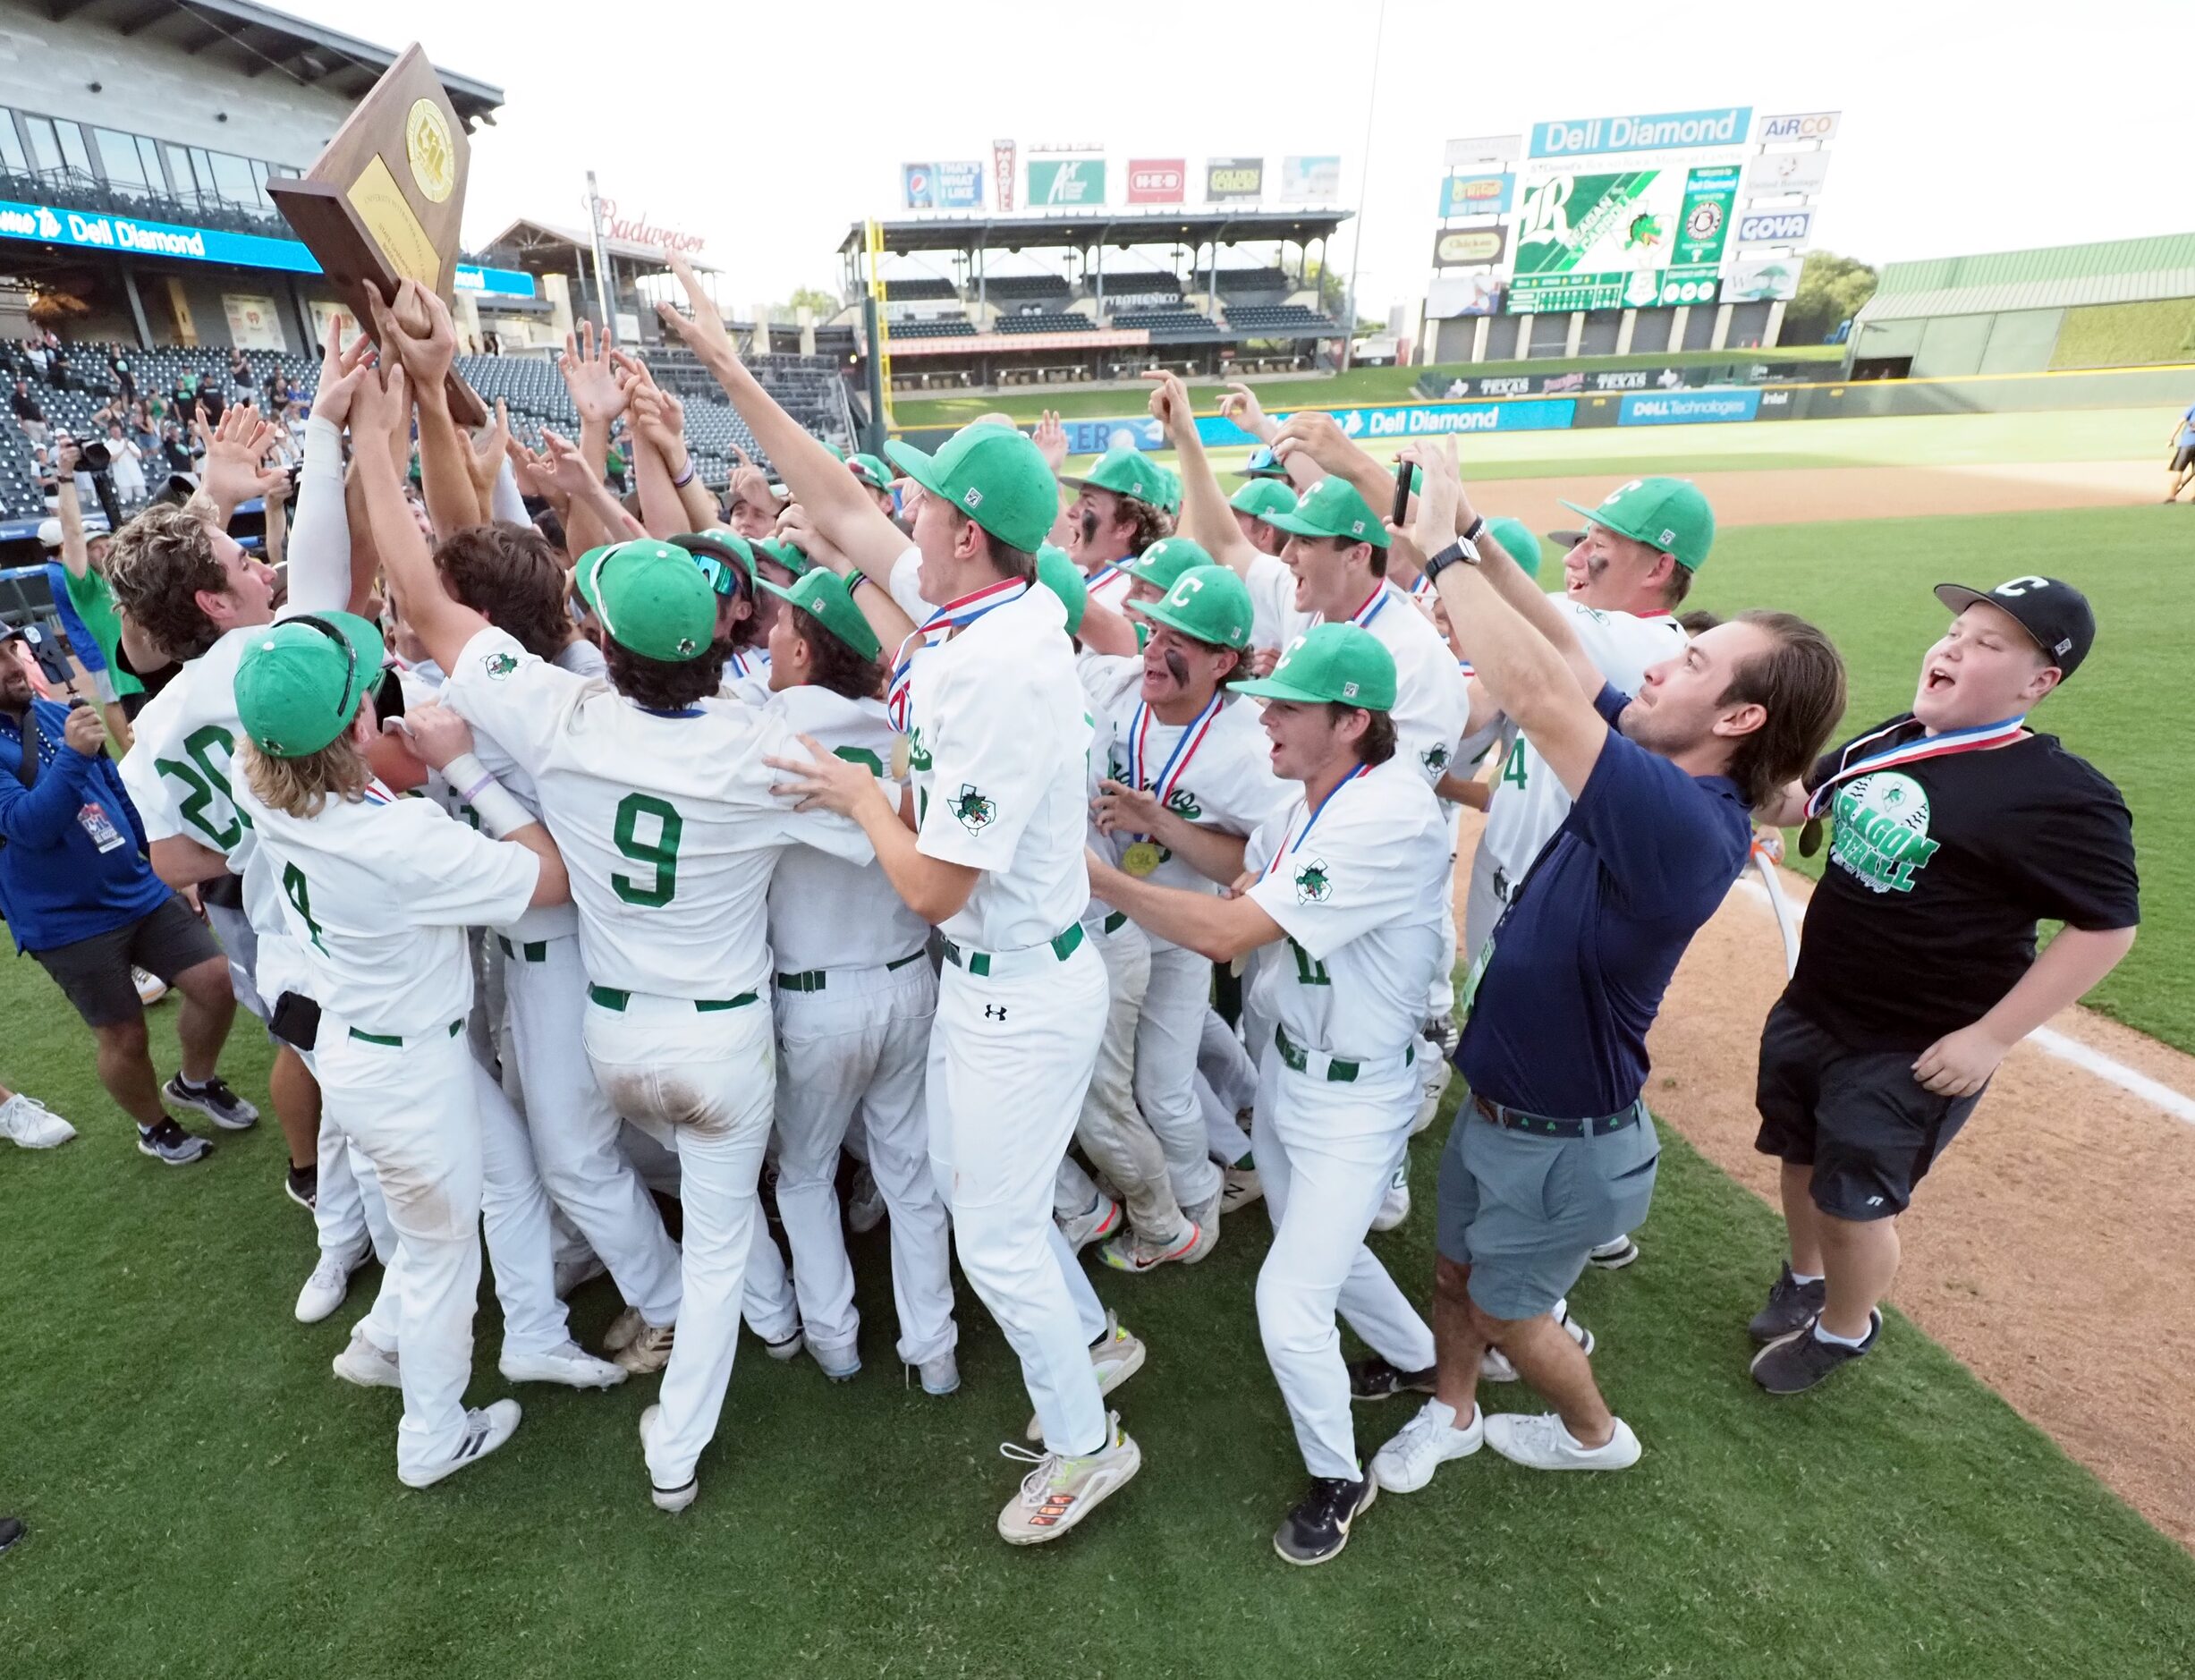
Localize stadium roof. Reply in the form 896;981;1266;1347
842;208;1351;258
483;218;718;274
47;1;503;126
1857;232;2195;322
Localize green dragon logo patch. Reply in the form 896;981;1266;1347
483;652;519;679
1293;857;1332;904
949;784;996;834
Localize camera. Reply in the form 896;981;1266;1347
77;438;110;472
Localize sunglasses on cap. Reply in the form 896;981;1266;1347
692;552;747;601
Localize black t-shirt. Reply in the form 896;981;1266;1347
1782;715;2140;1051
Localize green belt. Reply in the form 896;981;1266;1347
496;937;548;963
1274;1022;1413;1084
587;984;759;1014
938;921;1084;977
1473;1093;1643;1141
350;1020;465;1048
775;951;926;994
1102;911;1127;934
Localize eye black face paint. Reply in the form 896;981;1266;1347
1080;508;1099;545
1163;648;1191;688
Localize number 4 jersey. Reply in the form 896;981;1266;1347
442;626;877;1001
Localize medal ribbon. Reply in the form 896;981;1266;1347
886;577;1030;733
1343;581;1392;630
1801;712;2027;819
1259;763;1372;880
1086;562;1125;598
1125;692;1224;842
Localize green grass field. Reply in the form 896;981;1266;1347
6;966;2195;1678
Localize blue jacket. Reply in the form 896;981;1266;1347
0;699;171;952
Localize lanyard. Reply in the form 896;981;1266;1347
886;578;1030;733
1259;763;1371;879
1126;692;1224;836
1802;712;2027;819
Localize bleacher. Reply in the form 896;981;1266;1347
981;274;1072;302
1208;267;1293;298
890;318;979;339
882;277;959;301
992;313;1092;335
1224;304;1342;336
1110;309;1224;339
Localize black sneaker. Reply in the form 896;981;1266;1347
0;1515;23;1556
138;1117;212;1166
164;1073;258;1131
1274;1474;1377;1566
1349;1355;1436;1402
1750;1311;1881;1396
1748;1262;1828;1345
285;1163;318;1212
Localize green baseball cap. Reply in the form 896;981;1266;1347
1153;463;1182;518
820;441;848;462
1263;477;1390;550
1061;445;1165;507
886;423;1059;553
1126;535;1214;594
234;610;387;759
1035;542;1087;636
574;538;716;663
846;452;893;492
1140;564;1253;652
1485;515;1543;581
1557;476;1714;572
1231;621;1396;710
1230;479;1298;522
753;536;814;579
672;530;756;599
759;568;881;663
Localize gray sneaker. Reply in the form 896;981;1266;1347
1748;1263;1828;1345
136;1117;211;1166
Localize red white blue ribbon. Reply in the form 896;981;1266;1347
1125;692;1224;839
1802;712;2027;819
1342;581;1393;630
1260;763;1372;879
886;577;1030;733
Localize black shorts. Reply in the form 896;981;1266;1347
30;895;222;1029
1752;998;1986;1222
2174;445;2195;474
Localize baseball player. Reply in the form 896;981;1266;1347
355;363;879;1518
759;566;957;1390
1061;445;1172;618
228;610;579;1486
1090;622;1445;1566
1229;479;1296;558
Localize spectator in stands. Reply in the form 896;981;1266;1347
109;349;136;407
228;351;253;401
46;341;70;393
130;403;159;459
13;378;47;445
0;627;253;1166
157;421;191;476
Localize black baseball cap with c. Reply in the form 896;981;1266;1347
1933;576;2095;680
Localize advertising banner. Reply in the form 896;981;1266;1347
1506;269;1721;313
1744;150;1831;198
222;293;286;352
1512;161;1735;297
1528;106;1751;158
1618;388;1762;426
1439;173;1514;218
992;139;1017;212
1029;156;1106;207
1125;159;1186;205
1433;226;1506;267
1736;208;1813;245
1724;257;1802;302
454;263;538;298
1278;155;1342;203
0;197;318;274
902;161;985;210
1424;274;1503;318
1445;135;1522;167
1758;111;1840;145
1205;156;1263;202
1063;416;1165;455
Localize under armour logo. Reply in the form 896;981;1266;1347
984;1005;1008;1021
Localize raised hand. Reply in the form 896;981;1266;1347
1270;410;1359;475
1217;381;1271;439
655;248;736;362
1142;369;1194;441
378;279;458;391
1397;437;1461;557
309;312;377;428
465;396;513;512
1032;409;1068;472
200;399;287;510
348;361;412;455
558;318;627;425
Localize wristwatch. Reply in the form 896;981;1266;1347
1421;533;1481;583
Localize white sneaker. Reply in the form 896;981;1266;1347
1025;1309;1146;1441
1480;1300;1594;1381
996;1412;1141;1545
400;1399;522;1489
500;1340;627;1390
0;1091;75;1149
1484;1412;1640;1472
846;1164;886;1234
294;1243;369;1325
1411;1043;1451;1135
1219;1164;1262;1214
331;1331;402;1389
133;966;169;1006
1370;1161;1410;1233
1371;1397;1484;1493
1055;1191;1122;1253
639;1404;696;1513
916;1350;960;1396
1589;1234;1640;1270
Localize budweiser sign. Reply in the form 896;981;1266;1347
594;199;708;255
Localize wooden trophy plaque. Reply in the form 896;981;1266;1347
268;42;486;425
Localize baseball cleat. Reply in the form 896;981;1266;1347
331;1330;402;1389
0;1091;75;1150
133;966;169;1006
1483;1412;1640;1472
136;1117;211;1166
761;1326;805;1362
639;1404;696;1513
162;1073;257;1131
811;1340;861;1381
1025;1309;1146;1440
1748;1262;1828;1345
500;1341;628;1389
612;1319;675;1374
1219;1164;1262;1214
1751;1310;1881;1396
845;1164;886;1235
1056;1191;1122;1254
1098;1220;1204;1275
295;1240;370;1325
1370;1161;1410;1233
1273;1472;1377;1565
1371;1398;1484;1494
916;1351;960;1396
1589;1234;1640;1270
400;1400;522;1489
996;1413;1140;1545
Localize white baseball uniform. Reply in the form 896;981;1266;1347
441;625;876;1496
764;682;953;1367
901;576;1112;1458
233;771;539;1481
1319;580;1472;790
1243;550;1315;656
1242;755;1447;1480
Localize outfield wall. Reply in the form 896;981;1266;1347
890;364;2195;452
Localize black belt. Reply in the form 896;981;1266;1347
1473;1093;1643;1140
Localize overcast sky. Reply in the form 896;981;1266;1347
283;0;2184;315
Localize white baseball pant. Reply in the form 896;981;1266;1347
772;958;953;1364
1197;1005;1259;1165
1426;806;1463;1020
1462;841;1505;979
932;939;1110;1456
1054;917;1178;1239
1136;942;1224;1212
1251;1039;1436;1481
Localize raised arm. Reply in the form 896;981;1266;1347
52;436;89;578
772;503;920;656
185;403;286;530
619;364;691;539
1145;370;1259;578
287;318;376;616
377;282;483;538
348;363;487;674
558;318;625;485
1087;849;1281;963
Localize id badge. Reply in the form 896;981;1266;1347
77;802;126;853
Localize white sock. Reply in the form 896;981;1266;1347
1812;1315;1872;1349
1790;1268;1825;1285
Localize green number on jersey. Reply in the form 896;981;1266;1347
612;793;683;906
282;862;327;954
1289;938;1331;987
832;746;885;776
1500;737;1530;791
154;723;243;850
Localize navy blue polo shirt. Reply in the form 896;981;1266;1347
0;699;168;952
1456;683;1751;1120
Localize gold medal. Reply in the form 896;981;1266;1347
1798;817;1824;858
1122;841;1164;878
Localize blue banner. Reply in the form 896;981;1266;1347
0;198;319;274
903;161;985;210
1617;388;1761;427
455;263;536;298
1528;106;1751;158
1063;416;1165;455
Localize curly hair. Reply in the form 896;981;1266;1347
237;735;372;819
105;504;226;662
436;523;572;661
1121;496;1174;558
791;605;886;701
604;635;729;711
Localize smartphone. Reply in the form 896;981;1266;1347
1390;459;1415;528
16;624;79;692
